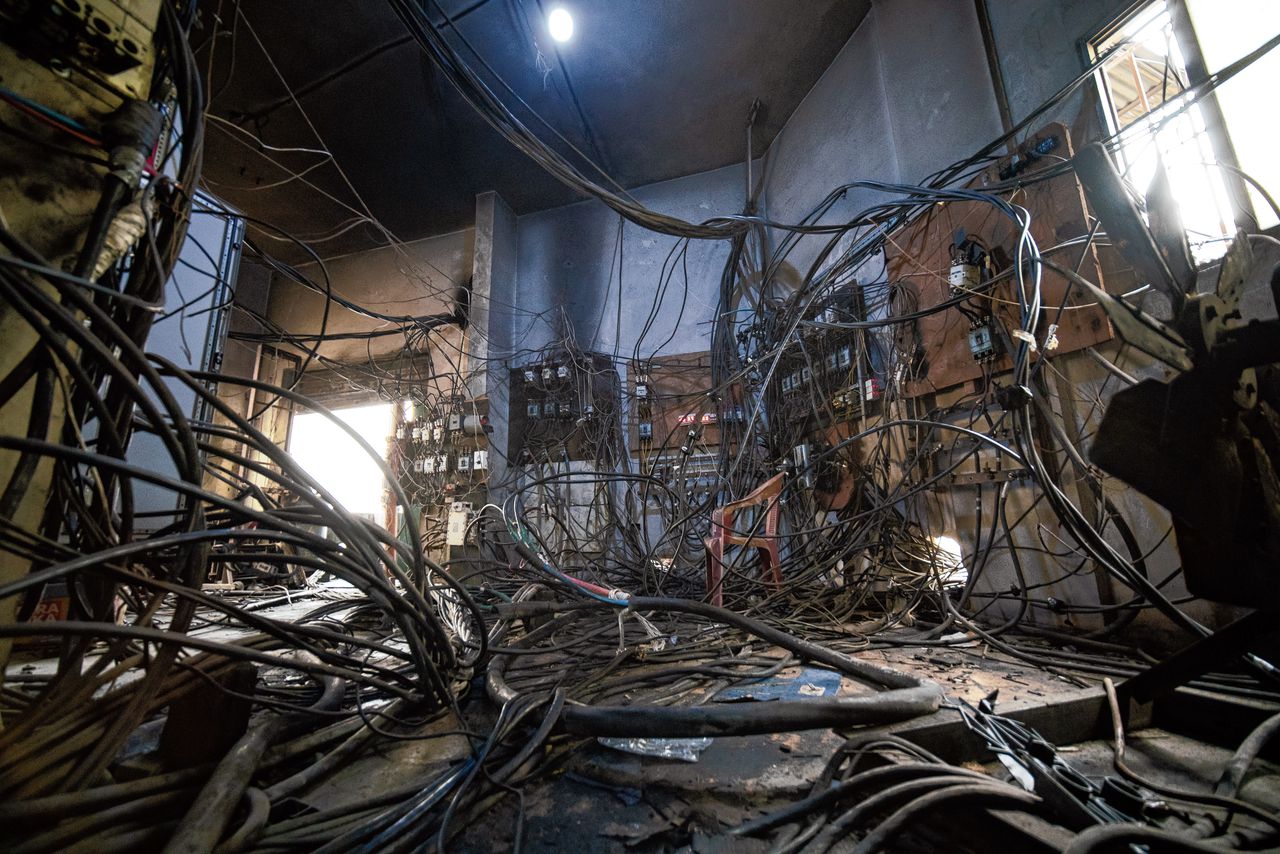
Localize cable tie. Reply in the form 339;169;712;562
1011;329;1037;351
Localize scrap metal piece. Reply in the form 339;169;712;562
1145;153;1197;295
1195;233;1258;407
1074;143;1186;312
1091;372;1280;606
1214;227;1254;306
1049;261;1194;371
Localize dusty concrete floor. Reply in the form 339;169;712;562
291;642;1280;852
440;726;1279;852
11;593;1276;850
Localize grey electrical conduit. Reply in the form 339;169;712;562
731;762;997;838
487;598;943;737
8;788;195;854
1216;709;1280;800
1064;823;1231;853
0;765;208;827
215;787;270;854
849;784;1046;854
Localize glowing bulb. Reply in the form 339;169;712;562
548;7;573;42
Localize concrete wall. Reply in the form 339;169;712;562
512;161;749;361
261;0;1138;374
760;0;1004;275
267;228;474;364
472;192;519;486
256;0;1143;377
984;0;1133;126
508;0;1008;358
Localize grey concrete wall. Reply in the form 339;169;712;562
513;161;750;361
267;228;474;364
875;0;1005;184
983;0;1132;126
468;192;517;394
760;0;1003;275
472;191;519;486
760;11;897;278
262;0;1134;373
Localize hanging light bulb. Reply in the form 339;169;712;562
548;7;574;42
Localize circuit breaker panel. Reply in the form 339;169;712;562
766;284;882;432
391;397;492;557
507;353;621;463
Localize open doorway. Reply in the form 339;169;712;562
288;402;393;526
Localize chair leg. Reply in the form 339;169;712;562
762;502;782;587
758;544;782;587
705;537;725;607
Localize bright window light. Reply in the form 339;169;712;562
1185;0;1280;230
289;403;392;526
1092;3;1234;262
548;7;573;43
1091;0;1280;260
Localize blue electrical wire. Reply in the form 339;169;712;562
0;85;96;134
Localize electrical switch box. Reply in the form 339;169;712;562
446;501;472;547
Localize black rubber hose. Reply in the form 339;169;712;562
488;595;942;738
0;765;208;827
163;661;344;854
1064;823;1230;853
732;762;991;838
1217;709;1280;799
560;684;944;737
850;784;1044;854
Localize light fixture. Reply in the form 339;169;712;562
547;7;573;42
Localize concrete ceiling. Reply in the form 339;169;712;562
195;0;870;260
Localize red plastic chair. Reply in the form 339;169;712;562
705;473;784;606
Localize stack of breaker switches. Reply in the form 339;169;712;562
395;399;492;551
507;352;621;463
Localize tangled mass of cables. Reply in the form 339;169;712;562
2;1;1280;852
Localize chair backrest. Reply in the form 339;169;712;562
714;473;784;543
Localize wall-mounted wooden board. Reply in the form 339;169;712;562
630;352;740;451
885;124;1126;397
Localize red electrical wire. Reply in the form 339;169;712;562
0;92;104;148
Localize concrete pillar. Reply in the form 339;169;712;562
468;191;517;492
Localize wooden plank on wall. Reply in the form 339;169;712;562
885;124;1127;397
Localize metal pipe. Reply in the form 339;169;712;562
974;0;1015;146
162;714;289;854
